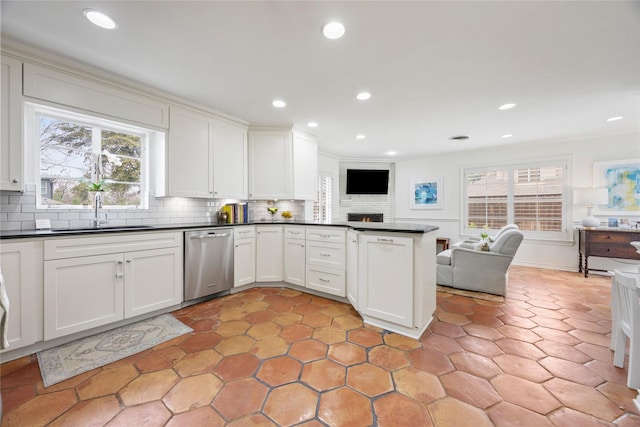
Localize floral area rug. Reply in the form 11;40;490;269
436;285;505;303
37;314;192;387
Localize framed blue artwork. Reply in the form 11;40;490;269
593;159;640;216
410;177;443;209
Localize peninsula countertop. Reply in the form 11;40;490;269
0;221;439;239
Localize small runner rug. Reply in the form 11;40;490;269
436;285;505;303
37;314;192;387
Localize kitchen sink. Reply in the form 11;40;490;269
52;225;155;232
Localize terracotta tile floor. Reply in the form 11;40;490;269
2;266;640;426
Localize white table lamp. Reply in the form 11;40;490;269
574;188;608;228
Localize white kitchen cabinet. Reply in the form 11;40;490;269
346;230;359;309
212;118;248;199
292;132;318;200
0;240;43;354
305;227;346;297
234;227;256;287
44;253;124;339
124;246;182;318
284;226;306;287
167;106;211;198
358;234;414;328
1;55;23;192
256;225;283;282
248;130;292;199
43;232;183;340
167;106;247;199
248;129;317;200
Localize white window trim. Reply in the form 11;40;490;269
460;156;572;242
27;102;151;210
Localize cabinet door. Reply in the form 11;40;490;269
284;238;306;286
167;106;212;198
292;132;318;200
124;247;182;318
359;235;414;327
1;55;23;191
346;230;359;308
0;241;43;352
248;131;292;199
256;226;283;281
44;254;124;339
234;238;256;287
212;118;248;199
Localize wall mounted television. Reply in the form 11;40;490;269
346;169;389;194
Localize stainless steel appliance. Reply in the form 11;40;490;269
184;228;234;302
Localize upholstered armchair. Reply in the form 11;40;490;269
436;229;524;296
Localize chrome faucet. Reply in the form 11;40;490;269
93;191;108;228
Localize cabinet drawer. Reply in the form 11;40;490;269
44;231;182;260
306;241;345;269
306;227;346;243
234;226;256;239
589;243;640;259
284;226;306;239
590;231;640;244
306;265;346;297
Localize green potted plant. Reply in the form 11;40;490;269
89;181;106;192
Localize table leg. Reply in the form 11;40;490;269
584;256;589;278
578;252;583;274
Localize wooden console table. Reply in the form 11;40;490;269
578;228;640;277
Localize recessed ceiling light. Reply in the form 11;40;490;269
356;92;371;101
83;9;118;30
449;135;470;141
502;134;513;138
307;122;318;128
385;151;397;156
606;116;623;122
498;103;516;110
322;21;346;39
356;134;366;140
272;99;286;108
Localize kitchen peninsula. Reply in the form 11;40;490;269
0;221;438;362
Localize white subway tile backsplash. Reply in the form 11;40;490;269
0;189;307;231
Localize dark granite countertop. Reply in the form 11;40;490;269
0;221;438;239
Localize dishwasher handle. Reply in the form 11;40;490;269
191;232;232;239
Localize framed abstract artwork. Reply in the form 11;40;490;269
593;159;640;216
410;177;443;209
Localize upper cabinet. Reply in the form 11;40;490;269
167;106;247;199
292;132;318;200
248;129;317;200
1;55;23;192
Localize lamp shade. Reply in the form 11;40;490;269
574;188;608;206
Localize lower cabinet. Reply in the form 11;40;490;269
305;227;346;297
0;240;43;353
256;225;283;282
358;234;414;328
284;238;306;286
43;232;183;340
234;226;256;287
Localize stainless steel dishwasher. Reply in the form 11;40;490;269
184;228;234;302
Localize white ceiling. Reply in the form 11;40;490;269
2;1;639;160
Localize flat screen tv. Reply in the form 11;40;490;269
346;169;389;194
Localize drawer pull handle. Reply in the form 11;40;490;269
378;238;394;243
239;231;251;234
321;234;332;238
319;278;330;282
290;231;301;235
319;253;331;257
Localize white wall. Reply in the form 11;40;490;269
393;132;640;271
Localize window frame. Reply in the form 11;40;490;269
28;103;151;210
314;173;333;224
461;156;572;241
